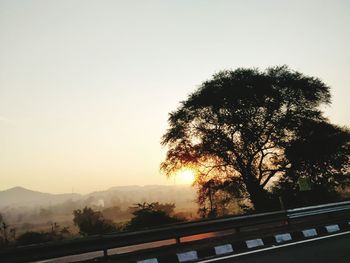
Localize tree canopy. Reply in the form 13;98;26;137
161;66;350;212
126;202;182;231
73;207;116;236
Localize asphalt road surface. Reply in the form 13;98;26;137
203;232;350;263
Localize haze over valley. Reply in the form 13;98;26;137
0;185;197;235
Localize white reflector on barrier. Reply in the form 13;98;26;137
137;259;158;263
275;233;292;243
214;244;233;255
246;239;264;248
177;251;198;262
302;228;318;237
326;224;340;233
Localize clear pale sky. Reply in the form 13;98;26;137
0;0;349;194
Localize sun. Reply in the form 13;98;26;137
175;169;196;185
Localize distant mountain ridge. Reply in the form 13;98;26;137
0;185;196;209
0;186;81;208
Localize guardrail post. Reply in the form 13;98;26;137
176;237;181;244
103;248;108;258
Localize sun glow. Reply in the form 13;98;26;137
175;169;196;185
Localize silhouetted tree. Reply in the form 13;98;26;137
1;221;9;244
286;120;350;188
274;120;350;207
0;213;5;246
197;178;246;218
161;66;350;212
126;202;183;231
73;207;116;236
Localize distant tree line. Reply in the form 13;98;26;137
73;202;184;235
0;202;185;247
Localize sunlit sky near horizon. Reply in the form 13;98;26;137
0;0;349;194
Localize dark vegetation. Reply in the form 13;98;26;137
126;202;184;231
0;202;185;247
72;202;183;235
0;185;195;247
73;207;116;235
162;66;350;215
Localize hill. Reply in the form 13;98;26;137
0;187;81;208
0;185;196;210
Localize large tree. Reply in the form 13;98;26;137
161;66;350;212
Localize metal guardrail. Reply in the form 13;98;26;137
287;200;350;218
1;200;350;263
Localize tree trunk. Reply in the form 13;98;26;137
242;173;272;212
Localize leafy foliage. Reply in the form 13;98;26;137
196;177;247;217
285;120;350;188
126;202;183;231
161;66;350;212
73;207;116;236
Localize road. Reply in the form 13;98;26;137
201;232;350;263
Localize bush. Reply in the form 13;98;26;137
126;202;183;231
73;207;116;236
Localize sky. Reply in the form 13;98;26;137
0;0;349;194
